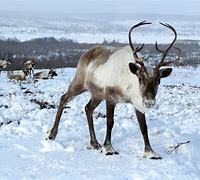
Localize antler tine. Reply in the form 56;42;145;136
155;22;177;70
133;43;144;58
155;41;164;53
173;47;181;61
156;47;181;68
136;43;144;53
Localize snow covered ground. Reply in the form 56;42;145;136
0;67;200;179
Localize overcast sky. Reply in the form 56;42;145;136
0;0;199;16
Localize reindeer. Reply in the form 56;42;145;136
24;59;36;76
33;69;57;80
48;21;180;159
0;56;11;72
7;70;29;81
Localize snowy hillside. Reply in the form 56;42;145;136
0;67;200;179
1;13;200;43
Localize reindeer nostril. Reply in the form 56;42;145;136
143;99;156;107
143;100;148;106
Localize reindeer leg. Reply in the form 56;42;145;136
32;69;34;76
102;101;118;155
135;109;162;159
48;83;85;140
85;97;102;150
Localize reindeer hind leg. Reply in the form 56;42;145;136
48;80;85;140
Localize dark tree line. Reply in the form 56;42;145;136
0;37;200;71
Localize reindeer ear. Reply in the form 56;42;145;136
160;68;172;78
129;63;139;75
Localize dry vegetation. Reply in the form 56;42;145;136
0;38;199;71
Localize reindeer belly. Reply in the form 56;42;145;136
85;78;130;103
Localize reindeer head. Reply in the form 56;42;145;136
30;59;36;67
23;70;29;76
128;21;180;109
48;69;57;78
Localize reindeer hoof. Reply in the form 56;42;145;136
47;128;58;140
143;149;162;160
101;145;119;155
105;151;119;156
87;141;102;150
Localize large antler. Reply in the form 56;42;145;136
155;22;180;70
128;21;152;68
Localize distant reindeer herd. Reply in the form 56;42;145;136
0;56;57;81
1;21;181;160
